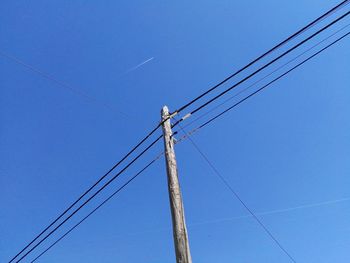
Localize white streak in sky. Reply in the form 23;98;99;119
123;57;154;75
106;197;350;240
190;197;350;227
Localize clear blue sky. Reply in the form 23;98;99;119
1;1;350;262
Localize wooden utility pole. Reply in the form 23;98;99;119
161;105;192;263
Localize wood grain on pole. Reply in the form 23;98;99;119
161;106;192;263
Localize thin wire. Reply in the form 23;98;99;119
8;122;162;263
0;51;130;119
174;27;350;167
197;30;350;130
176;123;297;263
14;135;163;263
1;1;348;120
171;0;350;116
171;32;350;260
20;28;348;258
173;23;350;134
30;151;164;263
172;10;350;128
6;2;350;260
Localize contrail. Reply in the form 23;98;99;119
190;197;350;227
105;196;350;240
123;57;154;75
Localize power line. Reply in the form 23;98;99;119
29;124;209;262
171;30;350;204
173;29;350;263
29;128;200;262
169;36;350;261
195;30;350;131
30;151;164;263
7;2;349;261
173;23;350;134
1;1;348;123
170;0;350;117
15;135;162;263
170;33;350;259
31;124;350;262
173;29;350;143
10;133;163;263
31;117;236;262
176;123;297;263
172;9;350;128
9;123;162;262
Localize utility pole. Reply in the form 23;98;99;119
161;105;192;263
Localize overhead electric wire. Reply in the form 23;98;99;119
0;1;348;123
12;134;163;263
172;9;350;128
196;30;350;131
17;14;350;263
8;122;162;263
172;23;350;135
176;123;297;263
8;2;350;261
170;0;350;117
30;151;164;263
172;29;350;147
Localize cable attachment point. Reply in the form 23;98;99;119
168;111;178;119
172;135;178;144
181;113;191;121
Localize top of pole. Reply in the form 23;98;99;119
162;105;178;120
161;105;169;119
